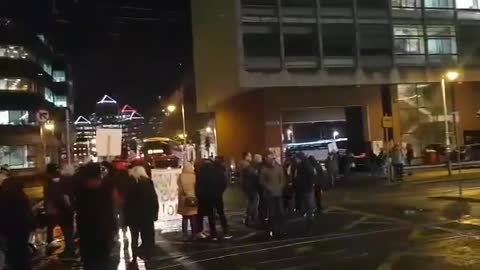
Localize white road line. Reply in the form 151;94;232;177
152;226;409;270
233;232;257;241
342;216;371;231
330;206;411;225
258;256;305;265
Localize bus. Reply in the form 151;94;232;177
142;137;181;169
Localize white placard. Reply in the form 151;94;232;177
96;128;122;157
372;141;384;156
151;168;182;223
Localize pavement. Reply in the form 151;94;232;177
27;171;480;270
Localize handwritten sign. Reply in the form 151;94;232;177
151;169;182;232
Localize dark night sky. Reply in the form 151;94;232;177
4;0;193;116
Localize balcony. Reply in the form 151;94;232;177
424;8;455;20
428;54;458;66
396;55;426;66
392;8;422;20
244;56;282;70
285;56;319;69
323;56;355;68
361;55;392;68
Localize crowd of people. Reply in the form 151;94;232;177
0;149;359;269
237;151;328;237
177;157;230;241
0;161;159;270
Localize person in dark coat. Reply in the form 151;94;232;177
44;163;61;246
195;158;230;240
294;153;316;227
240;154;260;225
125;165;159;264
308;156;324;212
0;177;34;270
75;163;116;270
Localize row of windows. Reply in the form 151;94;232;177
0;111;30;125
394;25;457;55
394;0;479;8
0;45;29;59
0;145;36;169
242;23;458;69
242;0;480;9
0;78;30;91
0;44;67;82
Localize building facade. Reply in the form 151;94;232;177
73;96;146;161
0;19;74;175
192;0;480;160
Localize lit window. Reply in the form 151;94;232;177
0;45;29;59
0;111;30;125
39;58;52;76
0;145;36;169
425;0;453;8
392;0;421;8
457;0;480;9
44;88;54;103
0;78;30;91
53;70;66;82
394;25;425;54
54;95;67;107
426;25;457;55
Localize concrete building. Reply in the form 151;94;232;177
192;0;480;160
0;20;74;175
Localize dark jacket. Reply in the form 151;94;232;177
196;160;226;201
0;178;34;239
124;177;159;227
241;163;259;195
44;175;73;217
295;159;316;193
75;176;116;260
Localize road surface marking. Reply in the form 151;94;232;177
342;216;371;231
258;255;305;265
330;206;411;225
152;226;409;269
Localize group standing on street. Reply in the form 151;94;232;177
0;160;161;270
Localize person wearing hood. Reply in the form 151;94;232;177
0;177;34;270
125;165;159;265
75;163;116;270
177;162;198;240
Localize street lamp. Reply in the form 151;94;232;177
44;121;55;131
333;130;339;140
206;126;213;133
167;105;176;113
167;102;187;160
441;70;459;175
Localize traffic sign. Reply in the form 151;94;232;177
36;110;49;123
382;116;393;128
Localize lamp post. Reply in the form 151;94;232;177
441;71;459;176
41;121;55;165
167;103;187;161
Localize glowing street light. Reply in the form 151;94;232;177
206;126;213;133
446;71;459;81
441;70;460;176
44;121;55;131
333;130;339;140
167;105;177;113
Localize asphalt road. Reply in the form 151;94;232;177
37;177;480;270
